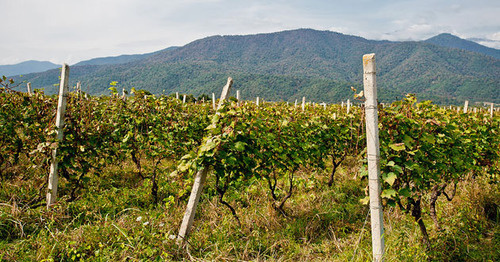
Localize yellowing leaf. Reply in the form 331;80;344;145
359;196;370;205
381;189;397;199
389;143;405;151
383;172;397;186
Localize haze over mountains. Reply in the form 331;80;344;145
0;61;60;77
5;29;500;104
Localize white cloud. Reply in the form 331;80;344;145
490;32;500;41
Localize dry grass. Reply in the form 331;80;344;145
1;159;498;261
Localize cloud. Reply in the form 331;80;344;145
1;0;499;64
468;32;500;49
491;32;500;41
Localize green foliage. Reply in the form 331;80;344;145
0;90;498;260
378;94;499;247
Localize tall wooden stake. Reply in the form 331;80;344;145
47;64;70;208
27;82;32;95
363;54;385;261
302;97;306;111
463;100;469;113
491;103;495;118
347;99;351;114
236;90;240;106
177;77;233;245
212;93;216;110
77;81;82;98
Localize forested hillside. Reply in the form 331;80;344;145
12;29;500;104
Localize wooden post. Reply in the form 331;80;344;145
256;97;260;107
347;99;351;114
236;90;240;106
302;97;306;112
47;64;70;208
183;94;186;104
491;103;495;118
363;54;385;261
176;92;179;100
27;82;32;95
216;78;233;110
212;93;216;110
463;100;469;113
295;99;298;107
341;101;344;108
177;77;233;245
77;81;82;97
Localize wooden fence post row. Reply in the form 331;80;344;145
363;53;385;261
46;64;70;208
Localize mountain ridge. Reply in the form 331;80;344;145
74;46;179;66
11;29;500;104
425;33;500;59
0;60;60;77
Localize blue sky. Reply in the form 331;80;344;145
1;0;499;65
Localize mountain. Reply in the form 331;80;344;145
425;33;500;59
73;47;179;66
13;29;500;104
0;60;59;77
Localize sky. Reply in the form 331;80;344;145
1;0;499;65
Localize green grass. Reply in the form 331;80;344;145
1;158;498;261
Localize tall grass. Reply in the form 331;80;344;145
1;157;498;261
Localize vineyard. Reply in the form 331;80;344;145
0;81;499;260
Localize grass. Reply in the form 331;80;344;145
0;157;498;261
